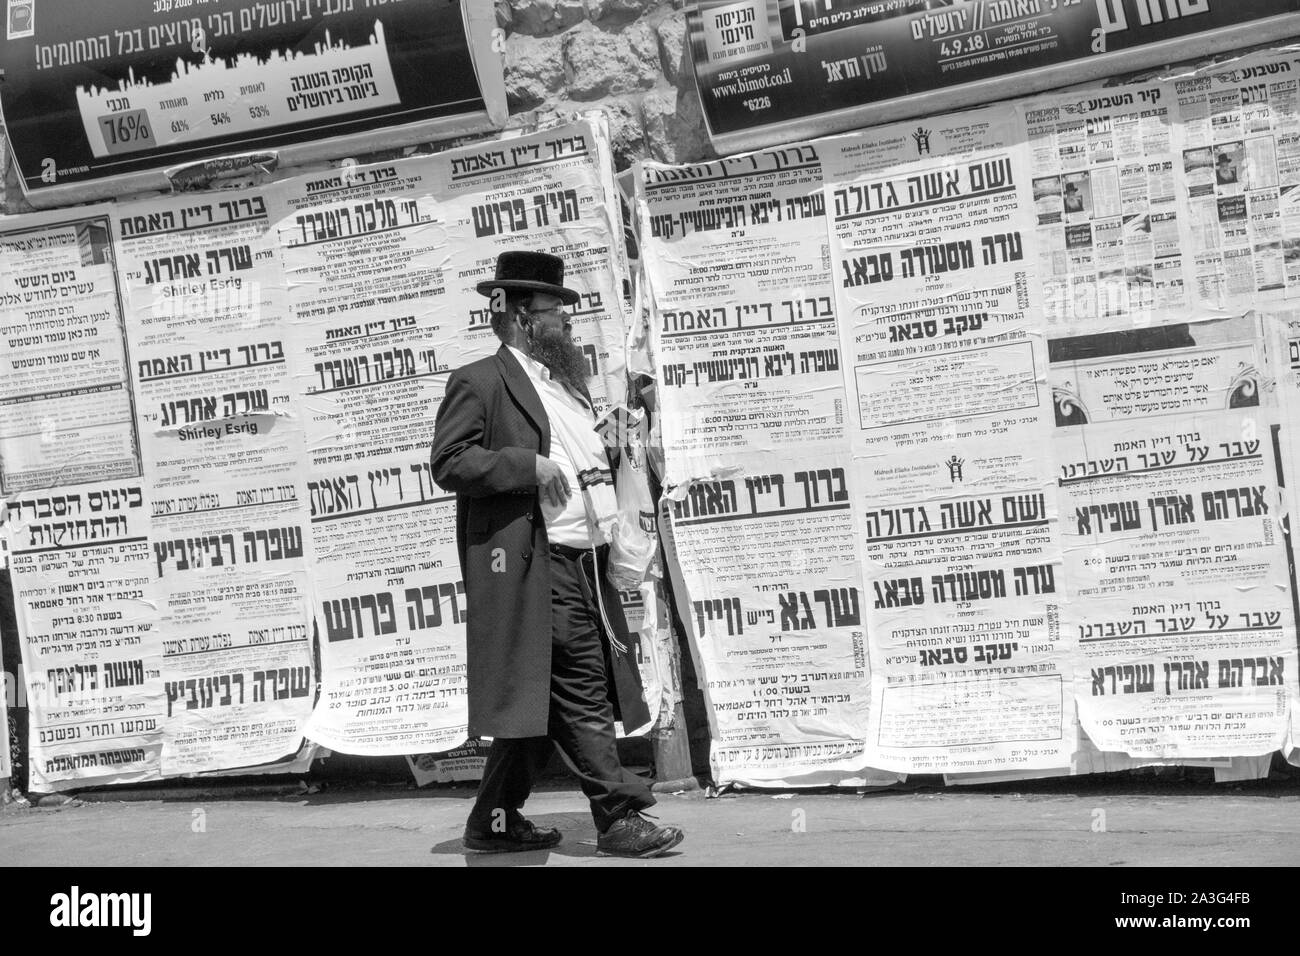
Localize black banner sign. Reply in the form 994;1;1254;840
688;0;1300;153
0;0;506;206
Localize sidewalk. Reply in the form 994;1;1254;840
4;775;1300;866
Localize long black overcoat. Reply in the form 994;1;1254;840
430;346;648;739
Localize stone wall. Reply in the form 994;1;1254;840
499;0;713;170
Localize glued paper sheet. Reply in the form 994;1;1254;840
640;144;848;482
824;105;1071;773
5;479;163;790
1054;316;1295;756
114;192;315;773
668;453;869;785
0;207;139;494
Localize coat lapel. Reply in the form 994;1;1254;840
495;345;550;457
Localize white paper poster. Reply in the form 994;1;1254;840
667;454;870;785
0;207;139;494
640;144;848;482
4;478;164;790
1052;315;1295;756
1172;48;1300;311
823;105;1072;773
1020;80;1191;331
113;193;316;774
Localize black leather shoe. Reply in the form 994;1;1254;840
596;810;684;858
463;814;562;853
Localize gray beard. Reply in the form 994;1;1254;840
530;325;591;393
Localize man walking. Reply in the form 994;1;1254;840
430;250;684;858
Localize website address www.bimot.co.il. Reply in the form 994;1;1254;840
1115;916;1250;930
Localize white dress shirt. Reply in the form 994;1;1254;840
508;346;598;548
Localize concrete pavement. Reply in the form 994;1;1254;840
4;775;1300;866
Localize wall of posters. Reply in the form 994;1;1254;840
0;0;507;206
639;42;1300;781
272;118;633;756
16;27;1300;788
0;117;635;787
687;0;1300;154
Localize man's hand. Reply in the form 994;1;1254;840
535;455;570;508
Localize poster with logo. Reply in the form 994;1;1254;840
822;104;1071;772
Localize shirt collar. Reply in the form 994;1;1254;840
507;345;592;410
507;345;550;383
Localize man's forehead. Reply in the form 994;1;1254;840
530;292;564;309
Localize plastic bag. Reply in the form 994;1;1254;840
597;405;659;590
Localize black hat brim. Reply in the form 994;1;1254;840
475;278;581;305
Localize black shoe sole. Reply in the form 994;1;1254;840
597;828;684;859
463;836;562;854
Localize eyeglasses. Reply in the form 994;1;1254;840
525;304;568;318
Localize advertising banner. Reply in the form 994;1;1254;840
0;0;507;205
687;0;1300;155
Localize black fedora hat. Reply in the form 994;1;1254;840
475;250;580;305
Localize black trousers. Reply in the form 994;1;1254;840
467;546;655;834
